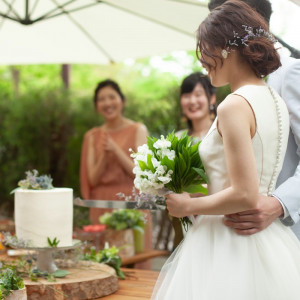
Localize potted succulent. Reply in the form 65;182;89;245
0;268;26;300
99;209;146;256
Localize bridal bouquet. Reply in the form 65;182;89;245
131;131;208;229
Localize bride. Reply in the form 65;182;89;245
151;1;300;299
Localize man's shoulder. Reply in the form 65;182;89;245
280;56;300;71
268;56;300;93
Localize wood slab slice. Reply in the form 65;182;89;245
24;261;118;300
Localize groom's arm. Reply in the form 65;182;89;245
224;60;300;235
223;194;283;235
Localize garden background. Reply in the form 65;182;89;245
0;51;229;222
0;0;298;224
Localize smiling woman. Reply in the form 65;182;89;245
80;79;148;222
79;79;153;268
176;72;216;141
172;72;216;247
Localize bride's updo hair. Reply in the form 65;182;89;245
196;0;281;77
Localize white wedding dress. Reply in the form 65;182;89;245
151;85;300;300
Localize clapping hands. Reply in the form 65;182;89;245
101;131;120;153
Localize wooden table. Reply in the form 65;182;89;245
121;249;170;267
96;268;159;300
0;252;160;300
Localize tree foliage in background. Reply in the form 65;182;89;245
0;52;228;217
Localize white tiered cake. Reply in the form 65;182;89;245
14;188;73;248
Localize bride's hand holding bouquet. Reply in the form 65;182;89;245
165;191;193;218
131;131;207;230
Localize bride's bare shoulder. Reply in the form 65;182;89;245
217;94;247;115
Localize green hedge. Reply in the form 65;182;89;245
0;62;229;218
0;84;183;216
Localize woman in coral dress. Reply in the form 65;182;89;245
80;79;152;256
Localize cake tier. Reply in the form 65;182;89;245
15;188;73;248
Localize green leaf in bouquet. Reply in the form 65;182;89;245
182;135;190;147
161;156;175;171
138;160;148;171
146;136;157;153
176;138;184;154
166;130;176;142
178;153;187;177
193;167;209;183
181;172;196;187
190;148;201;161
171;157;182;190
181;147;192;177
189;156;201;170
190;142;201;154
181;145;189;161
171;137;179;153
183;184;208;195
182;157;191;179
147;154;155;172
180;216;192;232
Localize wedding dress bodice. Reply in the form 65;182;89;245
199;85;289;196
151;85;300;300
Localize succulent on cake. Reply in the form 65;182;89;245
2;232;30;249
47;237;60;247
13;170;54;192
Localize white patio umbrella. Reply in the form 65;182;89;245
290;0;300;6
0;0;209;65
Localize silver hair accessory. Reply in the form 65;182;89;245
228;25;277;47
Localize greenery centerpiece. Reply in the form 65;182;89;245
81;245;125;279
99;209;145;232
0;267;26;300
100;209;146;254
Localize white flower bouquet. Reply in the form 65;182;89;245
131;131;208;229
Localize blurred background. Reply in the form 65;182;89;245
0;0;299;223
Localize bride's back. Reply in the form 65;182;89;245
199;85;289;196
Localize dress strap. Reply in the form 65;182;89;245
267;86;283;196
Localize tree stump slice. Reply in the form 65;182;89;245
24;261;118;300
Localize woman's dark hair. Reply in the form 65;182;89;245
180;72;216;132
208;0;272;25
93;79;125;106
197;0;281;78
